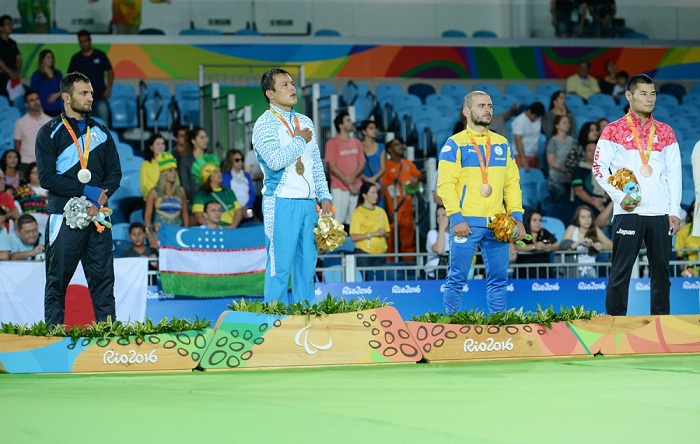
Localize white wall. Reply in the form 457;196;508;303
1;0;698;40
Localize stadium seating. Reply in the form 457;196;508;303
407;83;436;104
504;82;533;100
519;167;547;212
472;82;500;97
425;94;460;116
110;82;139;130
314;29;340;36
536;83;564;98
0;107;21;152
441;30;467;38
441;83;469;104
174;82;200;126
140;82;173;131
656;93;680;108
342;81;375;123
659;83;686;103
541;216;566;243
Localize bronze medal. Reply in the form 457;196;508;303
295;160;305;175
480;183;493;197
640;164;652;177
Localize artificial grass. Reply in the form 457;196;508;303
1;355;698;443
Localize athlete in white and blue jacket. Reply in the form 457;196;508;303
252;69;332;303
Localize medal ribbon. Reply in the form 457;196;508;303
270;107;303;166
625;113;655;166
467;132;491;186
61;115;91;169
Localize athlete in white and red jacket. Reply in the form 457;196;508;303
593;73;682;316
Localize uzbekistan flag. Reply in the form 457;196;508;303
159;225;266;297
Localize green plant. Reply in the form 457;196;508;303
410;305;599;328
227;294;390;317
0;316;212;343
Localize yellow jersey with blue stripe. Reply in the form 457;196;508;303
437;127;523;227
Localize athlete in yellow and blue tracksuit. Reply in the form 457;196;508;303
437;127;523;314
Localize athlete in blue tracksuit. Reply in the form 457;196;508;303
252;69;333;303
437;91;525;314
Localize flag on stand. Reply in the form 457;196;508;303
158;225;266;297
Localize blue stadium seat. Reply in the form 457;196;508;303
426;94;460;116
683;93;700;108
412;105;443;152
541;216;566;243
130;209;145;224
519;168;547;212
375;82;404;108
504;83;533;99
656;93;679;109
407;83;436;104
587;93;617;109
233;28;260;36
180;28;223;35
441;30;467;38
112;222;132;242
343;81;374;123
140;82;172;131
565;93;585;109
472;82;500;97
174;82;201;125
491;93;518;114
659;83;686;104
0;107;21;151
472;30;498;38
441;83;469;104
314;29;340;36
536;83;564;98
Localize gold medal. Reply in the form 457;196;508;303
295;159;305;175
480;183;493;197
640;164;652;177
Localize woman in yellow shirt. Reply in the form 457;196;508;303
675;202;700;276
349;182;390;280
139;133;166;199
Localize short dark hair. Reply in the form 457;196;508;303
529;101;545;117
203;200;223;213
129;222;146;233
77;29;91;39
23;89;39;103
260;68;291;103
17;214;38;231
333;111;350;132
359;119;376;132
626;73;654;93
22;162;37;183
0;15;12;27
60;72;91;95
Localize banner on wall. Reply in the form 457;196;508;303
0;258;148;325
158;225;266;297
315;277;700;319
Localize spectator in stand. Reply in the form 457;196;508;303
144;152;188;247
178;126;209;209
551;0;587;38
542;90;578;139
1;149;22;189
68;30;114;124
349;181;390;280
200;201;224;229
171;125;189;162
325;111;365;226
244;146;264;219
14;91;51;171
598;60;618;96
566;61;601;103
512;101;545;170
13;162;49;233
572;141;608;216
674;201;700;277
0;15;22;103
139;132;166;199
565;121;601;174
546;115;577;202
425;205;450;279
560;205;612;277
596;117;609;134
0;170;20;232
589;0;616;38
30;49;63;117
612;71;629;104
9;214;44;261
222;148;256;220
0;215;8;259
381;135;421;262
191;154;243;228
90;0;172;34
120;221;158;284
359;119;386;193
515;209;560;279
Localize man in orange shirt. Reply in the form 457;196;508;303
381;135;422;262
